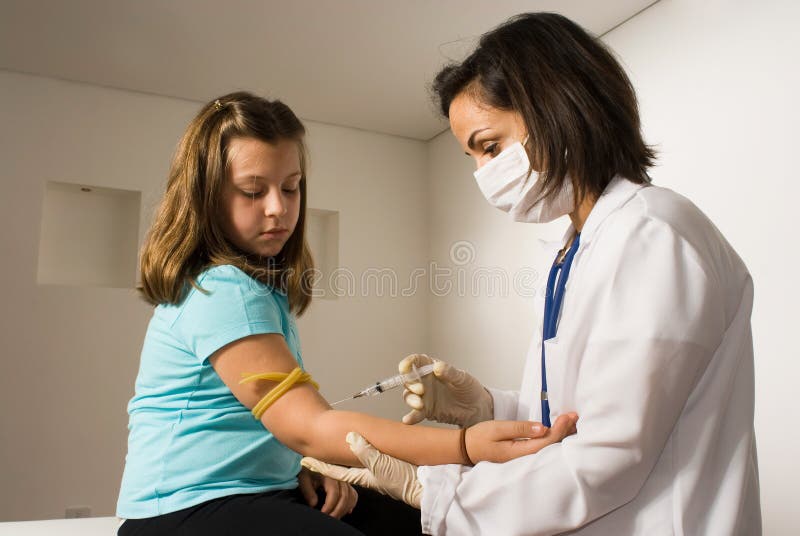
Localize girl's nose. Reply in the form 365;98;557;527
263;189;287;218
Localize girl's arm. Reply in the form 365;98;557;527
210;333;566;467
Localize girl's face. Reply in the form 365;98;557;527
221;137;302;258
448;91;528;170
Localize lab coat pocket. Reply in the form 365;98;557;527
542;337;568;422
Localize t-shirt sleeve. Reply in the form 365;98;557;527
173;265;284;362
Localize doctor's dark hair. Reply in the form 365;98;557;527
138;91;314;315
432;12;655;203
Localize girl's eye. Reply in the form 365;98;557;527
483;143;499;156
241;190;264;197
282;186;300;194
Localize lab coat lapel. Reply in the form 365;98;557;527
580;176;648;246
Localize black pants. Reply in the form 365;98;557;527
118;486;424;536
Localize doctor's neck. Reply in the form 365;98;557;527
569;195;597;233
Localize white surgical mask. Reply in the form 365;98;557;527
473;141;575;223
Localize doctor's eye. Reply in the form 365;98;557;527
483;143;499;156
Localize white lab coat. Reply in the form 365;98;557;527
418;177;761;535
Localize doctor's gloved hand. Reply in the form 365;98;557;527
400;353;494;428
300;432;422;509
465;413;579;464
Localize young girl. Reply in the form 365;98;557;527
116;91;577;536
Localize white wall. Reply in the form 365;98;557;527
426;0;800;532
0;71;429;521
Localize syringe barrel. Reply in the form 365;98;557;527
357;363;438;398
376;375;405;392
360;384;383;397
376;363;436;393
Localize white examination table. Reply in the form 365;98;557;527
0;517;119;535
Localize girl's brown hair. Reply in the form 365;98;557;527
432;12;656;204
139;91;314;315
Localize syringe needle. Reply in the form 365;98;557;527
329;396;353;406
330;392;366;406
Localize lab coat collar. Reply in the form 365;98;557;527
578;176;647;246
538;176;647;251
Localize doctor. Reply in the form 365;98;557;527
302;12;761;535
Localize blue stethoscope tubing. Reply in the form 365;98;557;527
540;233;581;428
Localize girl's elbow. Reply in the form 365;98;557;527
288;437;314;456
260;413;325;457
284;431;339;459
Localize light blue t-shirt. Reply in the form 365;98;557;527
117;265;305;518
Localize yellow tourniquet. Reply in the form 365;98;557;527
239;367;319;420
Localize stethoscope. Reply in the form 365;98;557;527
540;232;581;427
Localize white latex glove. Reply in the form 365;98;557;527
300;432;422;509
400;353;494;427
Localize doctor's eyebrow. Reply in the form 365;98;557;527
467;128;490;153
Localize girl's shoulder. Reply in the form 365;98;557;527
156;264;283;317
197;263;258;284
196;264;283;296
155;264;292;363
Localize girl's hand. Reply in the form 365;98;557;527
465;413;579;464
298;467;358;518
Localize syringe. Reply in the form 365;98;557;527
330;363;436;406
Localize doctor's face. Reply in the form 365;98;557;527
449;91;528;170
